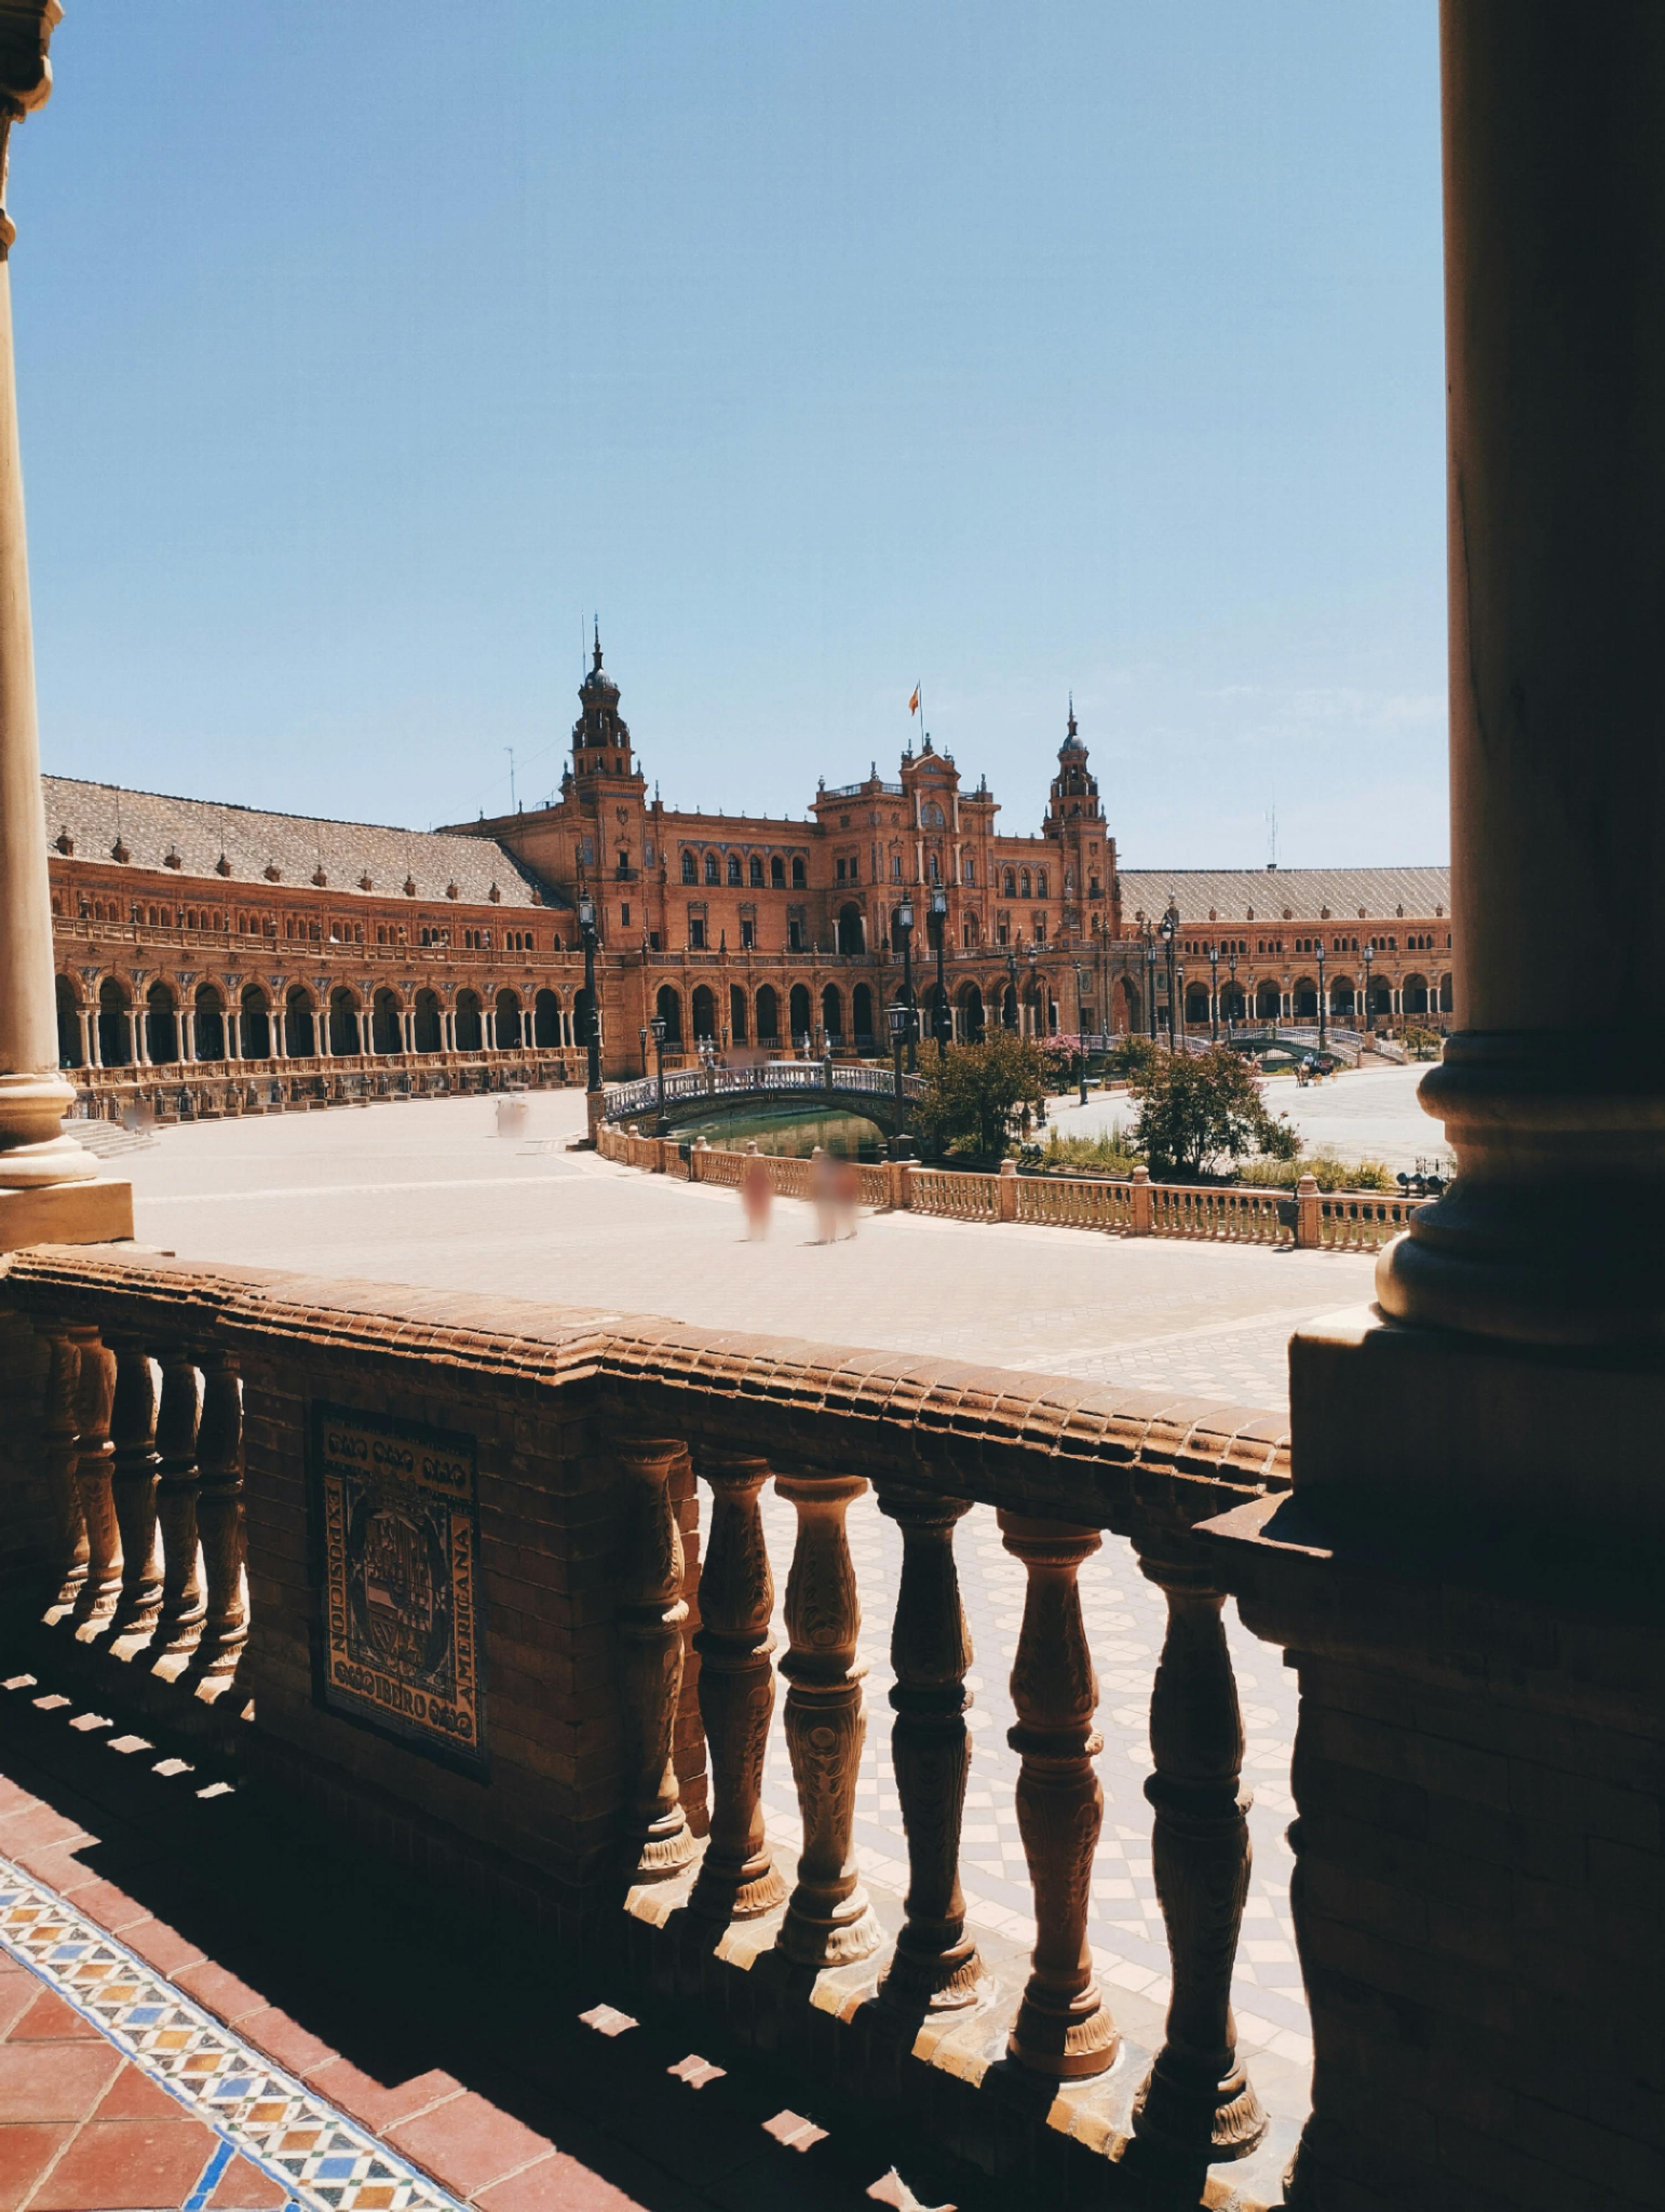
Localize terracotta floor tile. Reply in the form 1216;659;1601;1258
173;1960;270;2026
0;2122;75;2212
115;1916;207;1976
0;2042;122;2124
477;2150;657;2210
8;1990;102;2044
93;2062;189;2123
0;1972;43;2042
29;2115;222;2210
206;2150;290;2209
0;1807;89;1855
236;2005;336;2075
0;1779;39;1819
305;2056;463;2134
59;1878;155;1934
388;2090;555;2195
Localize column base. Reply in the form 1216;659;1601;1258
0;1177;133;1253
778;1884;883;1967
1007;1981;1119;2078
1133;2050;1268;2160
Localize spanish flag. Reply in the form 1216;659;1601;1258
908;685;920;715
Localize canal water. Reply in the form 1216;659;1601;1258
673;1103;888;1161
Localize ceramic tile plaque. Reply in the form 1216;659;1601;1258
309;1401;486;1776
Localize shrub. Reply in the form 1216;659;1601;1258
1038;1124;1142;1177
1236;1147;1398;1193
913;1034;1048;1158
1128;1044;1298;1179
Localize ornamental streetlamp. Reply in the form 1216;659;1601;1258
1208;941;1220;1041
1159;908;1177;1049
1141;920;1158;1042
1227;950;1238;1042
639;1023;649;1080
1316;938;1329;1053
1026;943;1040;1040
887;998;913;1158
1073;961;1089;1103
898;893;916;1072
578;890;601;1098
930;884;950;1051
649;1012;668;1130
1005;943;1020;1032
1362;940;1375;1035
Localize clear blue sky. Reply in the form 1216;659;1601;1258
15;1;1445;867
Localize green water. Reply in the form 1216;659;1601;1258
675;1102;888;1161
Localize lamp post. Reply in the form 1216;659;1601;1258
650;1013;668;1130
1073;962;1089;1103
1316;939;1328;1053
578;890;602;1108
898;893;916;1072
1141;920;1158;1042
930;884;950;1052
1005;944;1020;1032
1362;941;1375;1037
1159;909;1177;1049
1175;958;1186;1049
1227;950;1238;1043
1208;942;1220;1042
639;1023;649;1080
887;999;913;1159
1026;944;1040;1041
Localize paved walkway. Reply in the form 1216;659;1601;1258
115;1093;1382;1412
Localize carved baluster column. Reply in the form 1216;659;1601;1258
35;1329;85;1618
689;1450;786;1918
192;1350;247;1677
877;1483;983;2010
614;1438;697;1878
1131;1541;1267;2160
108;1344;163;1643
998;1512;1117;2077
151;1351;205;1660
68;1325;120;1637
776;1468;882;1967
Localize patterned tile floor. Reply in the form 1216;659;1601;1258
756;1493;1310;2061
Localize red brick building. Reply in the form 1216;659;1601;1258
44;632;1453;1082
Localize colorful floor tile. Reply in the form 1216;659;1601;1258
0;1852;468;2211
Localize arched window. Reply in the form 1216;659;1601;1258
286;986;319;1057
729;984;748;1043
146;981;179;1065
411;989;440;1054
532;989;560;1048
789;982;812;1040
495;989;521;1048
791;857;806;889
704;852;720;885
726;854;742;886
240;985;271;1059
770;856;786;889
1003;869;1016;898
821;985;842;1041
193;984;227;1062
372;987;403;1053
454;990;483;1052
1036;869;1048;898
681;850;697;884
852;983;874;1042
55;976;82;1068
837;903;865;955
691;985;716;1041
1020;869;1031;899
756;985;780;1043
656;984;683;1043
749;855;764;887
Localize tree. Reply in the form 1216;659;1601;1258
913;1035;1047;1159
1129;1045;1298;1179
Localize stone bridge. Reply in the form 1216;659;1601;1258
604;1056;926;1129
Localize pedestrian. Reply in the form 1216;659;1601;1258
811;1145;838;1243
741;1142;772;1242
834;1153;860;1240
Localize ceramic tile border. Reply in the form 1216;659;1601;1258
0;1849;469;2212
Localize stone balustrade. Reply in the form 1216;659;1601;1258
0;1243;1298;2198
68;1047;585;1123
597;1124;1420;1251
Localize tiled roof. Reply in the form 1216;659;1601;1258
40;776;544;909
1118;864;1450;925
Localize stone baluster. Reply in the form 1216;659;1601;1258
36;1330;86;1617
876;1483;983;2010
192;1350;247;1676
107;1345;163;1642
151;1351;205;1657
689;1450;786;1919
998;1512;1117;2077
613;1437;697;1878
776;1468;882;1966
1131;1540;1267;2161
68;1325;121;1636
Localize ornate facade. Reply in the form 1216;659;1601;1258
44;632;1454;1083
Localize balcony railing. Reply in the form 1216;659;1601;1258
0;1246;1300;2199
